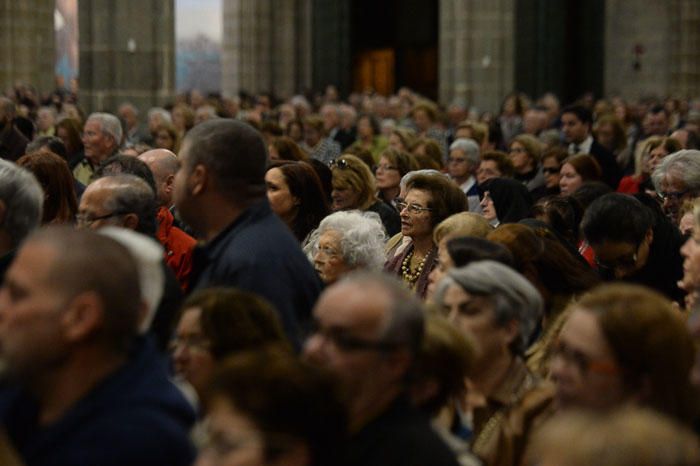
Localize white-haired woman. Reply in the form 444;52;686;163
309;211;387;284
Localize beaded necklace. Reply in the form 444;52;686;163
401;247;431;286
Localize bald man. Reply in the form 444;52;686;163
138;149;195;289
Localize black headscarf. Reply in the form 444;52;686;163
481;177;533;223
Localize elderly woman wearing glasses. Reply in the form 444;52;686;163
330;154;401;235
309;210;387;285
385;173;467;298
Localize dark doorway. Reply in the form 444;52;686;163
350;0;438;98
515;0;604;105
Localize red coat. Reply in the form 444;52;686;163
156;207;196;290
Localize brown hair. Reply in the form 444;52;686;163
379;148;418;177
17;151;78;224
413;138;444;170
456;120;489;146
594;113;628;153
577;284;699;425
512;133;544;163
55;117;84;155
406;173;468;228
270;136;309;162
154;121;181;153
481;150;514;177
565;154;602;182
182;288;290;360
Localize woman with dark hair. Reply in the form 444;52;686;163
17;151;78;225
479;177;533;226
153;121;181;153
268;136;309;162
374;147;416;206
559;154;601;195
55;117;85;169
265;161;330;243
487;223;599;375
285;118;304;144
171;288;290;401
198;347;346;466
385;173;467;299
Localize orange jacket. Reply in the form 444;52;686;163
156;207;196;290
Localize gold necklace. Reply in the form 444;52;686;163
401;248;430;285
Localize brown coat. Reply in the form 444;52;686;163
471;358;555;466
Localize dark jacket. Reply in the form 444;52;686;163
344;397;459;466
189;199;321;348
0;336;196;466
367;200;401;237
589;140;622;190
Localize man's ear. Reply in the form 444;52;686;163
61;291;104;342
190;164;207;196
164;174;175;194
122;213;140;231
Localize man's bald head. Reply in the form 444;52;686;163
138;149;179;206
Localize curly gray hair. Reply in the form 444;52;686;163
311;210;387;271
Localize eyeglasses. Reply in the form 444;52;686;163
76;212;126;226
552;339;619;375
395;200;433;214
656;189;690;202
169;334;212;353
542;167;560;175
329;158;349;169
307;322;400;352
375;164;398;172
594;250;639;271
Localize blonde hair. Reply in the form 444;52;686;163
331;154;376;210
433;212;493;244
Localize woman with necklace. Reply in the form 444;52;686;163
385;173;467;299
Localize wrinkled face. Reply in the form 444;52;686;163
509;141;532;173
78;182;126;230
82;119;115;164
480;191;497;222
559;163;583;195
303;282;398;411
561;113;589;144
680;229;700;294
375;156;401;190
476;160;501;185
542;156;562;189
171;307;215;397
441;285;511;367
426;239;454;299
196;396;265;466
448;148;472;181
589;235;650;279
313;230;351;284
0;242;67;382
265;168;298;221
399;189;434;241
658;173;693;223
550;308;625;411
645;145;669;174
331;182;361;211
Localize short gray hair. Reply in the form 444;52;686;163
97;175;157;236
434;260;543;355
340;271;425;356
0;160;43;247
87;112;123;147
147;107;172;125
652;149;700;192
449;138;480;166
313;211;387;271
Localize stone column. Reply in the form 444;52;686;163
79;0;175;114
222;0;312;100
0;0;55;93
669;0;700;97
439;0;515;113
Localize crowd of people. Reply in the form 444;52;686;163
0;80;699;465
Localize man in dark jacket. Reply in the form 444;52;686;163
0;98;28;162
173;119;321;348
0;228;195;466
